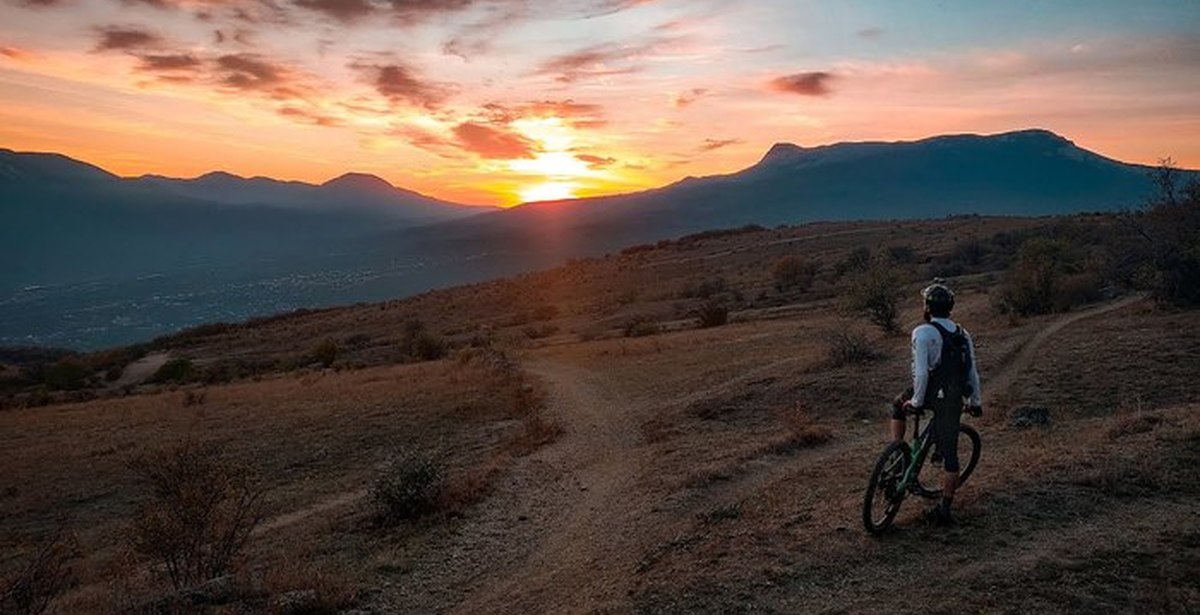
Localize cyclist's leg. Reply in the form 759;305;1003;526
933;401;962;503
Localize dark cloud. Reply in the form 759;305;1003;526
8;0;69;7
576;153;615;168
136;53;201;71
94;26;161;51
535;43;645;83
215;53;287;90
452;121;537;159
277;106;341;126
294;0;374;22
0;46;32;60
699;138;741;152
352;61;447;108
769;71;837;96
482;99;606;128
673;87;707;108
858;27;883;39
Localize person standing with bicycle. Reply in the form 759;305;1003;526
893;281;983;526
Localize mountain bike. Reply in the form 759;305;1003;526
862;405;981;535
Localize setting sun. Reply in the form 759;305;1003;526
518;181;577;203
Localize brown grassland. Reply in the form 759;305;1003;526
2;213;1198;613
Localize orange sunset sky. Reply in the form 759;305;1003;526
2;0;1198;206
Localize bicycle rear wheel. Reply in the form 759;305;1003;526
955;424;981;487
863;441;909;535
917;424;982;494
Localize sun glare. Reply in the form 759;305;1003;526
519;181;577;203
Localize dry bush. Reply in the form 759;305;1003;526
846;265;903;334
260;561;358;614
371;452;444;526
773;256;818;292
126;441;265;590
767;402;833;454
508;411;564;456
438;460;504;517
695;301;729;328
1107;412;1166;439
523;324;559;339
826;331;882;367
310;338;338;368
1;529;79;615
150;358;195;384
623;315;661;338
182;389;207;407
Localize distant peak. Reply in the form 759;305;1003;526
759;142;806;164
993;128;1073;145
322;172;393;190
197;170;244;181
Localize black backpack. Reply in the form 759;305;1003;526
927;322;974;404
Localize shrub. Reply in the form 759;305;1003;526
523;324;559;339
773;256;817;292
1;530;79;615
827;331;882;367
681;277;728;299
126;442;264;591
1137;167;1200;307
835;246;873;278
770;402;834;451
310;338;338;367
622;315;660;337
150;358;194;384
846;265;903;334
372;453;443;525
42;358;88;391
994;237;1103;316
412;332;447;361
695;301;729;328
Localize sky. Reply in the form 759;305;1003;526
1;0;1198;206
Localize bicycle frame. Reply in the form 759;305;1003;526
896;410;940;499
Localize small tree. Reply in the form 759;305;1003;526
1;529;79;615
847;265;903;334
695;300;729;328
310;338;338;367
150;358;194;384
773;256;817;292
126;442;264;591
372;452;443;525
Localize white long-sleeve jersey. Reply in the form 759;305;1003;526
911;317;982;408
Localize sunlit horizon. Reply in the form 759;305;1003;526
2;0;1198;206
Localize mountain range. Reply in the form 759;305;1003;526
2;129;1192;348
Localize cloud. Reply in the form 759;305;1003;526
482;99;607;128
277;105;341;126
769;71;837;96
535;43;647;83
94;26;162;51
698;137;740;152
672;87;708;108
8;0;69;7
858;27;883;39
215;53;287;90
294;0;374;22
136;53;202;71
352;62;448;108
0;46;34;60
453;121;537;159
576;153;616;168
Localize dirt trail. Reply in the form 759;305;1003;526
450;360;660;613
113;352;171;387
985;294;1144;403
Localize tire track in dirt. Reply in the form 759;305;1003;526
984;294;1145;404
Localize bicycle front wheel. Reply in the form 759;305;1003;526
863;441;909;535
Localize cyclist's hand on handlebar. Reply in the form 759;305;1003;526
967;404;983;417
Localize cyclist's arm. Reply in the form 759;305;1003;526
911;326;932;407
965;329;982;407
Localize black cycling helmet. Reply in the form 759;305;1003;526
922;279;955;314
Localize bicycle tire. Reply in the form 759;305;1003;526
955;424;981;487
863;441;910;535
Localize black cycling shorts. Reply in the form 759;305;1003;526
931;402;962;473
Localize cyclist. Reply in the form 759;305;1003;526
891;280;983;526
